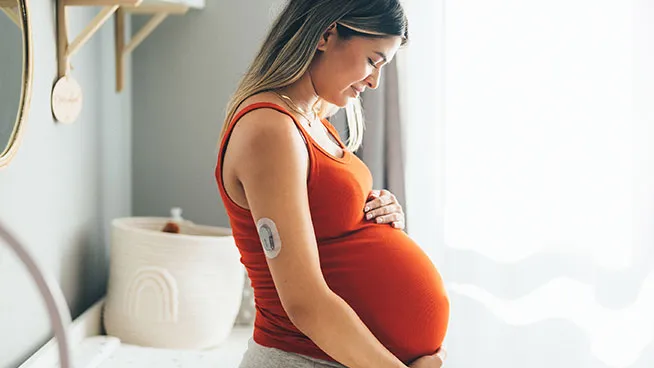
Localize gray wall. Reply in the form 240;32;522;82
0;4;131;367
132;0;284;226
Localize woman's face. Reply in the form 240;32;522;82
310;27;403;107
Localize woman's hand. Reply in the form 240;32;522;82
364;189;405;229
409;347;447;368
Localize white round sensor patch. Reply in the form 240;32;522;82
256;218;282;259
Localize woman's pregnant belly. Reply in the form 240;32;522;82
318;224;450;364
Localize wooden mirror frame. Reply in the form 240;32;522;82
0;0;33;169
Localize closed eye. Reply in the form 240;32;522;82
368;58;380;69
368;58;379;69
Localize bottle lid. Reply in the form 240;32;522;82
171;207;183;222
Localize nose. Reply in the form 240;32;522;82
365;68;381;90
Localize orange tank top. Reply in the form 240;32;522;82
215;102;449;364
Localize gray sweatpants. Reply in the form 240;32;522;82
239;338;347;368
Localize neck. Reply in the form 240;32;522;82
278;71;320;113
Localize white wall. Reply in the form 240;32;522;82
0;4;131;367
132;0;284;226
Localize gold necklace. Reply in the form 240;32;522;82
273;91;317;127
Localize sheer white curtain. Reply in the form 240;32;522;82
400;1;654;367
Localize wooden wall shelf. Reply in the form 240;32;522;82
55;0;204;92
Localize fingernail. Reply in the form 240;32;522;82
366;213;372;220
376;218;382;223
364;206;370;212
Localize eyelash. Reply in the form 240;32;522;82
368;58;378;68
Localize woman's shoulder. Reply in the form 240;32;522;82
227;93;307;159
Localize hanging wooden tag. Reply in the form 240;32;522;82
51;75;83;124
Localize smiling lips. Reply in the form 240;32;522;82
351;86;365;96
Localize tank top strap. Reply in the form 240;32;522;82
217;102;318;198
222;102;315;150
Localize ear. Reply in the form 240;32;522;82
317;22;338;52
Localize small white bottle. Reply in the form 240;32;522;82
171;207;183;223
162;207;184;234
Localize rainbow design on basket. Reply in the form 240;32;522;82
124;266;179;323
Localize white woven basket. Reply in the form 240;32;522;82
103;216;244;350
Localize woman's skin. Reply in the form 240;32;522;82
222;24;446;368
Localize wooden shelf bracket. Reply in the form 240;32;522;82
115;3;191;91
54;0;203;90
56;0;136;79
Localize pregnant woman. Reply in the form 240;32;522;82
215;1;450;367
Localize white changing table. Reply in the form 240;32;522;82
19;299;253;368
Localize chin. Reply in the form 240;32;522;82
321;93;353;108
333;99;351;108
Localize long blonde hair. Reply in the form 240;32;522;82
220;0;408;152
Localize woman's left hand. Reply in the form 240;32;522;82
364;189;405;230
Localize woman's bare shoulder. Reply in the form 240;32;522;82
231;93;296;138
227;93;306;165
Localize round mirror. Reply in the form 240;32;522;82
0;0;32;169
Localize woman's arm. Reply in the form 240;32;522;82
226;108;407;368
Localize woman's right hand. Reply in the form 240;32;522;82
408;347;447;368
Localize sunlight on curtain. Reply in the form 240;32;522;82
444;0;633;269
401;1;654;367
